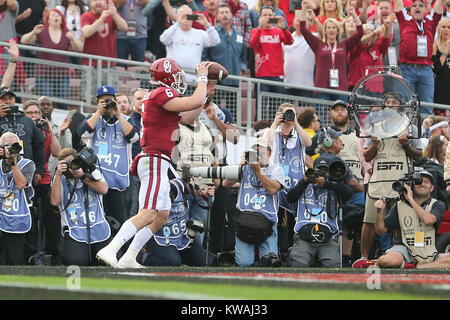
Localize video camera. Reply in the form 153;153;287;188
63;147;98;178
104;98;117;110
182;164;243;181
392;172;423;193
0;142;22;160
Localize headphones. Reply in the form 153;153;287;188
321;128;333;148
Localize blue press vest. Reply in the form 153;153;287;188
0;158;33;234
273;132;304;213
61;175;111;244
236;165;278;223
294;183;339;238
91;118;130;191
154;180;191;250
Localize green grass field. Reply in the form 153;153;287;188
0;274;445;300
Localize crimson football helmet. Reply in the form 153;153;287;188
148;58;187;94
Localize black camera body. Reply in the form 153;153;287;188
5;106;20;116
0;142;22;160
66;147;98;174
305;168;325;182
392;172;423;193
34;118;49;131
282;109;295;122
104;98;117;110
186;218;205;247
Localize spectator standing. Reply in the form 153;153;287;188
287;149;354;267
283;15;315;98
249;0;288;28
249;5;293;94
20;9;83;110
394;0;445;115
15;0;47;40
159;4;220;82
114;0;150;62
203;3;247;87
373;171;450;269
50;148;111;266
373;0;400;68
223;0;252;48
299;5;362;102
55;0;89;65
432;19;450;109
78;85;138;226
0;86;46;183
311;0;344;33
222;137;288;267
0;132;35;265
0;0;18;42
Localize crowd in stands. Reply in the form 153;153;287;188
0;0;449;269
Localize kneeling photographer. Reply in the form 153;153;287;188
50;148;111;266
139;178;211;267
221;137;289;267
287;151;354;268
0;132;35;265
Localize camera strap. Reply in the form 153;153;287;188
61;178;79;214
83;183;92;264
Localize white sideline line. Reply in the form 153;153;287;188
0;282;227;300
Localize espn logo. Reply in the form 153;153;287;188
376;161;404;171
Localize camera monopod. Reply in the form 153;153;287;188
338;206;343;268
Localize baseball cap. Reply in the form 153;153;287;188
0;86;16;98
313;152;344;169
330;100;347;110
252;137;271;150
96;85;116;98
418;170;433;183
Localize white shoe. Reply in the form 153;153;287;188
96;246;119;268
117;255;146;269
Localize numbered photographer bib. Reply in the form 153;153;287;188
0;158;32;234
91;118;130;191
417;35;428;58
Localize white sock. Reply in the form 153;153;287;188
129;226;153;252
108;220;138;253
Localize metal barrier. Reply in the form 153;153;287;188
1;41;449;130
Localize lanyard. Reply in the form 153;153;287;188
327;41;337;68
416;20;424;34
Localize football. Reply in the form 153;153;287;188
207;62;229;81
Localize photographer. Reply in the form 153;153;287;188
50;148;111;266
222;137;289;267
23;100;62;261
286;152;354;268
354;97;423;268
0;132;35;265
77;85;138;226
139;178;210;267
372;170;450;269
265;103;312;263
0;86;46;182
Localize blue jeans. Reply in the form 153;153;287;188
399;63;434;115
187;193;213;247
314;92;348;103
116;38;147;62
142;237;206;266
235;223;278;267
36;76;70;110
258;76;285;94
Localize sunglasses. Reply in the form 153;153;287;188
412;3;425;7
72;18;77;31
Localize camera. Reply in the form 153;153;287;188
34;118;49;131
5;106;20;116
182;164;243;181
328;160;348;181
268;18;278;24
104;98;117;110
256;252;281;267
245;150;258;163
186;218;205;247
0;142;22;159
305;168;325;182
282;109;295;122
392;172;423;193
66;147;98;174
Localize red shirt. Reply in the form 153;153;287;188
348;36;391;89
41;131;51;185
141;87;181;158
278;0;295;28
396;8;441;65
81;11;118;67
301;21;363;91
192;11;216;30
249;27;293;77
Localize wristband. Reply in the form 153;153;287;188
197;75;208;83
9;60;17;64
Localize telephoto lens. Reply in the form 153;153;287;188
282;109;295;122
